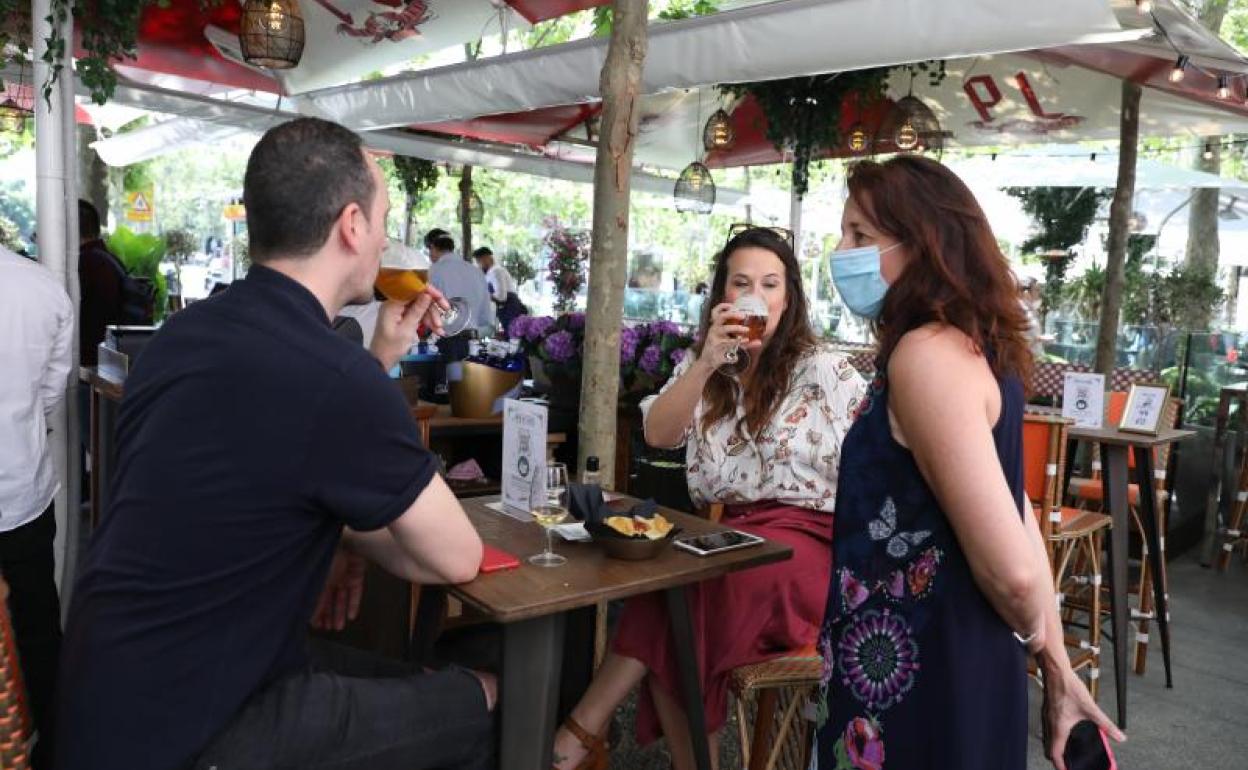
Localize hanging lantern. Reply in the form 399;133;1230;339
702;109;735;151
0;98;27;134
846;122;871;155
674;162;716;215
459;191;484;224
240;0;306;70
876;95;950;155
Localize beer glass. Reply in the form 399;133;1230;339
718;293;767;376
374;241;473;336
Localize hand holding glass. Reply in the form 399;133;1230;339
374;264;473;337
529;463;570;567
718;293;767;376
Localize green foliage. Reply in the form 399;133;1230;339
501;249;537;287
106;225;168;320
1063;264;1106;319
0;179;34;238
162;228;195;262
390;156;440;207
122;162;154;192
722;62;946;197
593;0;719;35
0;213;22;252
1004;187;1110;254
1152;264;1225;330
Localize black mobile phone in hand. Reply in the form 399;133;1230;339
1063;720;1117;770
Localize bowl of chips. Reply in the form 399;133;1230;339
587;512;680;561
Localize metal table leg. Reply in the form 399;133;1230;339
500;614;566;770
1133;447;1174;687
665;586;712;770
1101;443;1130;729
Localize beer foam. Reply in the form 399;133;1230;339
381;239;430;270
733;293;768;316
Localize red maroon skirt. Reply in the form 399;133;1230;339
611;501;833;745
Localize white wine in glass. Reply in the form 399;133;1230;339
529;463;570;567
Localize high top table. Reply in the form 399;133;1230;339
433;496;794;770
1065;424;1194;728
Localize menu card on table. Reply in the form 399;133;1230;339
501;398;548;514
1062;372;1105;428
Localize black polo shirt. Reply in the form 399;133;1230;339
56;266;437;770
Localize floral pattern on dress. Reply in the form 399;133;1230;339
837;609;919;712
831;716;886;770
640;345;866;513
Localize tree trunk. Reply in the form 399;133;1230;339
404;204;417;247
459;165;473;257
1094;80;1141;376
77;124;108;226
578;0;648;487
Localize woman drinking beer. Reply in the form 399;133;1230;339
551;227;867;770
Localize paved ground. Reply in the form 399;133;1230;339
612;552;1248;769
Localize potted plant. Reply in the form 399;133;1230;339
619;321;696;402
509;312;586;405
542;218;588;312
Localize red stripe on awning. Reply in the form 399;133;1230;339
412;103;602;147
504;1;608;24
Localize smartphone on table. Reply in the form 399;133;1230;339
673;530;764;557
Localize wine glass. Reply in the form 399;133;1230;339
529;462;570;567
717;293;768;377
436;296;474;337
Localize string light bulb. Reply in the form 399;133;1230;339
1136;0;1152;13
1169;55;1189;83
1218;74;1232;100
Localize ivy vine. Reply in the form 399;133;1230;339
392;155;440;209
720;62;946;197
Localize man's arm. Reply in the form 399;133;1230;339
341;474;483;585
40;288;74;415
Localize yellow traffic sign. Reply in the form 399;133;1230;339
125;188;154;222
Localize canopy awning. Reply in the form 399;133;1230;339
945;146;1248;191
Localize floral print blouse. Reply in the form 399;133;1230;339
639;344;866;513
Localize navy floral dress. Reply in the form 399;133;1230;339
815;370;1028;769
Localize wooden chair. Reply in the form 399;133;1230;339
1066;394;1183;674
0;579;32;769
1023;414;1110;697
700;504;818;770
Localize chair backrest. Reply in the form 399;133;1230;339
1022;413;1070;546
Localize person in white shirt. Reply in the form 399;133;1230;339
0;244;73;767
426;233;493;340
472;246;528;336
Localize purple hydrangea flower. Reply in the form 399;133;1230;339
526;316;555;342
565;312;586;330
543;330;578;363
508;315;530;340
670;348;687;366
619;326;640;364
639;344;663;375
655;320;682;337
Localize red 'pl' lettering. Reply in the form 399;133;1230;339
1014;72;1065;120
963;75;1002;122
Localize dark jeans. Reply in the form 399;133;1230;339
0;504;62;770
193;639;494;770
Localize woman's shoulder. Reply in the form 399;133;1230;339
889;323;993;387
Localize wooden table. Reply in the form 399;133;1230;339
1066;425;1194;727
1200;383;1248;567
440;496;793;770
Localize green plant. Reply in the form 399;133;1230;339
1063;265;1106;319
123;162;154;192
106;225;168;319
1006;186;1110;314
1154;264;1224;330
501;249;537;287
392;156;440;207
162;228;195;264
722;62;946;197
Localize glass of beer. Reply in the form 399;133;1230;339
718;292;768;376
529;463;570;567
374;242;473;336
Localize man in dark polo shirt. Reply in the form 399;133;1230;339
56;118;496;770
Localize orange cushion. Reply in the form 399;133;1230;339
1069;479;1140;504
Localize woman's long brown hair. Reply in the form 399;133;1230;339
846;155;1032;385
691;228;819;439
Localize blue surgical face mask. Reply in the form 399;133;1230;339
830;242;901;320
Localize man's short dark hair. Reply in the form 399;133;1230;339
78;199;101;240
243;118;376;262
431;235;456;253
423;228;449;249
472;247;493;260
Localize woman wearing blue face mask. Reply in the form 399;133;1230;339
815;156;1123;770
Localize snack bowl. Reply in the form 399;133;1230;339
585;521;682;561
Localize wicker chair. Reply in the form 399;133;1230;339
702;504;819;770
0;578;32;769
